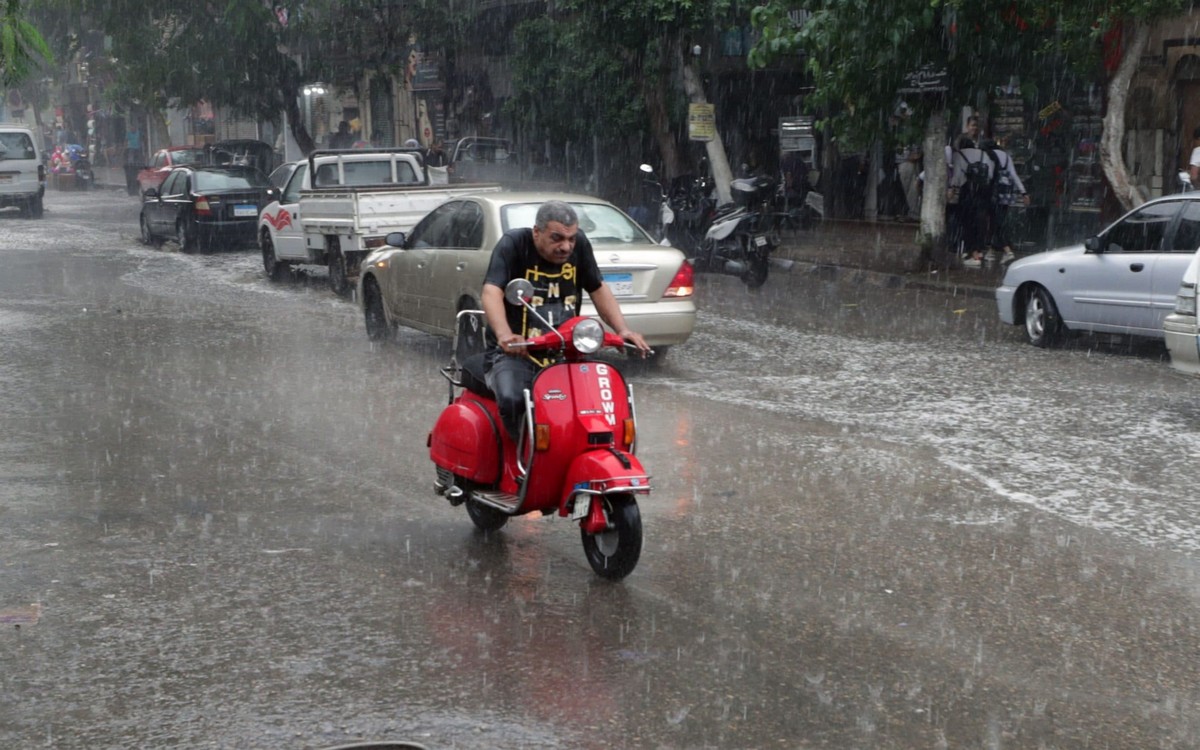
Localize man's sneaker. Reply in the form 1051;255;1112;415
962;257;982;268
1001;249;1016;265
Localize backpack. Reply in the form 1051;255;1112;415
960;151;992;202
988;149;1016;204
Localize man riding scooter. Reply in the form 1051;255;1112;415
482;200;652;441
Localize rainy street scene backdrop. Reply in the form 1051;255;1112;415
5;2;1200;748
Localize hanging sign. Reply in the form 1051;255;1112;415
688;103;715;142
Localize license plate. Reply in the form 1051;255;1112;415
604;272;633;296
754;235;769;247
570;496;591;520
233;204;258;217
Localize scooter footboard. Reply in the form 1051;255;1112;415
559;449;651;514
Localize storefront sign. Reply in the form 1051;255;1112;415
779;116;815;154
898;65;949;95
688;103;716;142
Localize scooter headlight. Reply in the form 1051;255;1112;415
572;318;605;354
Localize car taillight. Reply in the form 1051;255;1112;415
194;194;213;216
664;260;694;297
1176;282;1197;316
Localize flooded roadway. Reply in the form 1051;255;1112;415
2;190;1200;748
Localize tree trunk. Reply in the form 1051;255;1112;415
919;110;951;267
641;69;682;180
1101;22;1150;211
680;61;734;206
285;91;315;156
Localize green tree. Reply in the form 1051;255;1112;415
0;0;53;86
506;0;738;198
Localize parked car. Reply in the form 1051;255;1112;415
139;165;275;252
357;192;696;362
996;194;1200;346
0;124;45;218
1164;248;1200;375
137;146;205;194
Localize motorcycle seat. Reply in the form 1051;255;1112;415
459;352;494;399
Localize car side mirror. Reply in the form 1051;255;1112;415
1084;236;1102;253
384;231;406;248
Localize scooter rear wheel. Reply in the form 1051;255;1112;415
466;498;508;532
581;494;641;580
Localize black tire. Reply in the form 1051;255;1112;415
28;194;44;219
466;498;508;532
329;253;351;296
362;276;391;342
581;495;642;580
742;257;770;289
261;232;285;281
1023;285;1063;348
139;212;161;247
176;220;198;254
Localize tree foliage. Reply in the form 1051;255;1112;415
506;0;733;176
1;0;53;86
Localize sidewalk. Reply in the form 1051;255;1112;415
88;165;1001;297
771;218;1003;299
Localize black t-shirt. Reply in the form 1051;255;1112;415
483;227;603;339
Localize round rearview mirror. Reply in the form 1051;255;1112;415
639;164;654;175
505;278;535;305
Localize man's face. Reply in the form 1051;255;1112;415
533;220;578;265
966;120;979;139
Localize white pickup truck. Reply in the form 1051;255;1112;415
257;148;501;294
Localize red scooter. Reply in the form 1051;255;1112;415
429;279;650;580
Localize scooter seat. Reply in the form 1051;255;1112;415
459;352;494;399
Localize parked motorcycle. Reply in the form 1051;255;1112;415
429;279;650;580
640;164;777;289
66;145;93;189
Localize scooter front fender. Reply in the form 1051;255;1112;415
559;448;651;516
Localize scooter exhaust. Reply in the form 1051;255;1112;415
724;260;747;274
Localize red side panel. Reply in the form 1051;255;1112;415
429;394;501;485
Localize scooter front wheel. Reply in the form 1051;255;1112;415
581;494;642;580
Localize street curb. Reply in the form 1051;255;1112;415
772;256;998;301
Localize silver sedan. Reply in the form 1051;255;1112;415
357;192;697;361
996;195;1200;346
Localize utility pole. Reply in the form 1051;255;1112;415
680;48;734;206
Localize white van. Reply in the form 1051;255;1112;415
0;124;45;218
1164;249;1200;375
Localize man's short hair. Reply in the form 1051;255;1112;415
535;200;577;230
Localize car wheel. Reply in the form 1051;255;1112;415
328;253;351;297
28;194;44;219
261;233;285;281
140;213;161;247
176;220;198;254
1023;285;1063;348
362;277;392;342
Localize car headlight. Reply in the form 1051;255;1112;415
1176;283;1197;316
572;318;604;354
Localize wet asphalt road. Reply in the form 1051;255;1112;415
3;189;1200;749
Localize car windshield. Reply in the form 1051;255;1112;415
0;132;36;159
501;202;651;244
194;169;269;191
172;149;204;165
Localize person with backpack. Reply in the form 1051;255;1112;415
980;137;1030;265
948;135;993;267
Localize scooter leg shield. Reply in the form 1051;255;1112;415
429;396;502;485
